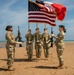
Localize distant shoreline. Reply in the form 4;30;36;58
0;40;74;42
0;41;74;48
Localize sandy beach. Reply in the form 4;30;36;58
0;42;74;75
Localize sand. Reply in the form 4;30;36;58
0;42;74;75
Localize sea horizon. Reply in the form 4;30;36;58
0;40;74;48
0;40;74;42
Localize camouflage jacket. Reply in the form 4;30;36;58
42;33;51;43
33;33;42;43
25;33;34;43
54;31;65;47
5;31;18;47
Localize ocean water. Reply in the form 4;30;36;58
64;40;74;42
0;40;74;48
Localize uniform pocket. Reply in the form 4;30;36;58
6;45;14;51
58;43;65;49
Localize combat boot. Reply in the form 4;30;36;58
57;62;64;69
8;66;15;71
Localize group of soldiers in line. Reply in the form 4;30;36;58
25;28;51;61
5;25;66;71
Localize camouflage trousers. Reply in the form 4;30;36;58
56;44;65;66
26;43;33;60
6;46;15;67
56;43;65;65
35;43;42;58
43;43;50;58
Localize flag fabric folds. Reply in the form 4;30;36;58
51;3;66;21
28;1;56;26
36;1;67;21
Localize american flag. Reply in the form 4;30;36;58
36;0;67;21
28;1;56;26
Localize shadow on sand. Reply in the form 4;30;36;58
33;66;58;69
0;68;8;71
0;58;38;62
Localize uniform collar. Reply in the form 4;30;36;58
7;31;12;33
60;31;65;35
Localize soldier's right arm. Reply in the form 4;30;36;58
6;32;17;44
25;34;28;38
41;33;44;41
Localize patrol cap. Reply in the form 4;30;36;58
36;28;39;30
28;29;31;32
5;25;12;31
59;25;65;28
44;28;47;31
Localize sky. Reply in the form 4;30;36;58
0;0;74;41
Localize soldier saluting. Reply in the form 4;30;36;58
33;28;42;59
42;28;51;59
5;25;22;71
25;29;34;60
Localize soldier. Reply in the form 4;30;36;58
5;25;22;71
52;25;66;69
42;28;51;58
25;29;34;60
33;28;42;59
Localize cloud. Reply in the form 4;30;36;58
0;0;28;26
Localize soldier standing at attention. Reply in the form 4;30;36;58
25;29;34;60
42;28;51;59
33;28;42;59
5;25;22;71
52;25;66;69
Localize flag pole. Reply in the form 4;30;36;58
36;22;38;28
51;27;53;47
44;23;46;28
28;22;30;29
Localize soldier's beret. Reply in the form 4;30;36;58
44;28;47;31
36;28;39;30
5;25;12;31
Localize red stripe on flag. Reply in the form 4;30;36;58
29;20;56;26
28;8;56;26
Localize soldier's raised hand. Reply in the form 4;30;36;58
51;34;55;37
16;42;23;44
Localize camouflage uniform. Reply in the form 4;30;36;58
5;31;18;67
25;33;34;60
54;31;65;66
42;32;51;58
33;32;42;58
